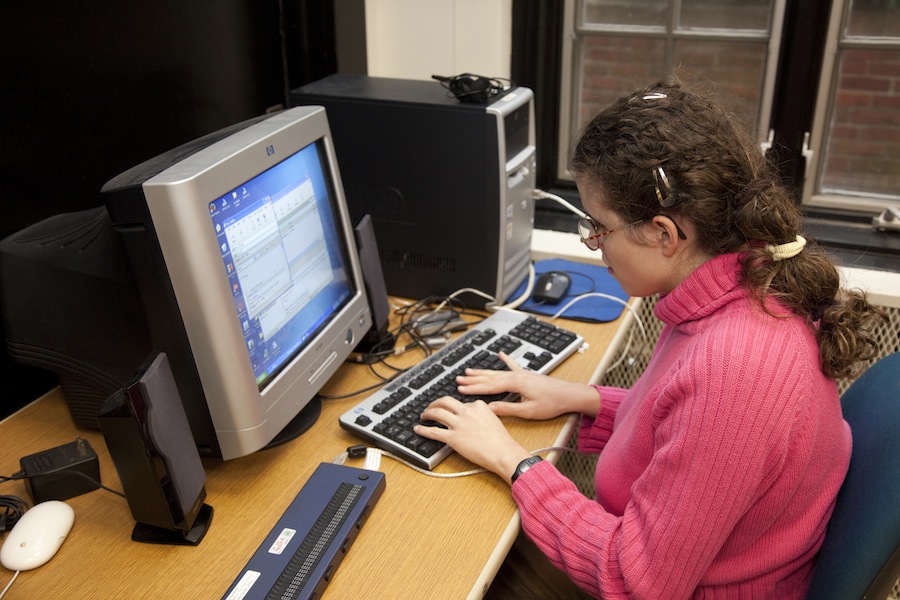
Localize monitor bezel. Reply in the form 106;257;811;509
139;107;371;459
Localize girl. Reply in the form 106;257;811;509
415;81;885;599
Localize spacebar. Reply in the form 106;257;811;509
265;482;363;599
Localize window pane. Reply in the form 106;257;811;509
674;39;768;133
581;0;668;28
821;48;900;198
575;36;666;129
679;0;773;31
846;0;900;39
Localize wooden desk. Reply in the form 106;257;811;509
0;309;632;600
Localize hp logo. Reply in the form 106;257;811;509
266;145;275;156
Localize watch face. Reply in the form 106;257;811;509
512;456;543;483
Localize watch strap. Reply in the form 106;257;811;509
511;456;543;483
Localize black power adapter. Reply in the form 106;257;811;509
18;437;102;503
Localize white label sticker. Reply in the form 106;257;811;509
224;570;261;600
268;528;297;555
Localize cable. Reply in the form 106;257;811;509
497;263;536;311
322;295;485;400
382;451;487;478
333;445;585;479
533;189;587;219
58;470;125;499
548;292;649;348
332;446;486;478
548;292;650;372
425;265;537;314
1;470;125;500
0;571;19;600
317;381;390;401
560;270;597;296
431;288;496;313
604;321;640;373
0;495;28;533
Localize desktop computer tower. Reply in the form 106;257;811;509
290;74;536;306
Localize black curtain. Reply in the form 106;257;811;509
0;0;337;415
511;0;567;193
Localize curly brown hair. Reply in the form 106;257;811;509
569;80;886;379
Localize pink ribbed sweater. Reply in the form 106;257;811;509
512;253;851;600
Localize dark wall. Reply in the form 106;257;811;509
0;1;337;415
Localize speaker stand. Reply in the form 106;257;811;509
131;503;214;546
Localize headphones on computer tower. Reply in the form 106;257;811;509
432;73;512;104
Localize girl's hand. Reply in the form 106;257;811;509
414;396;531;484
458;352;602;420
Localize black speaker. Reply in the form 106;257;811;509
98;351;213;545
353;213;395;353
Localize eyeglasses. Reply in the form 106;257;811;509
577;216;647;250
577;214;688;250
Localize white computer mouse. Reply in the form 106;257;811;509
0;500;74;571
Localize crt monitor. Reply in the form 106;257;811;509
1;106;373;460
103;106;373;460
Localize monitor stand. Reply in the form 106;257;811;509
265;397;323;449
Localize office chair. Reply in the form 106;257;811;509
806;352;900;600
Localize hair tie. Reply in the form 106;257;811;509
735;178;771;206
766;235;806;261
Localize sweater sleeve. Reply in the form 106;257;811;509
577;385;625;454
512;339;807;600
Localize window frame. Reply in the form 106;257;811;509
803;0;900;213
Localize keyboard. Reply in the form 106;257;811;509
339;310;584;470
222;462;385;600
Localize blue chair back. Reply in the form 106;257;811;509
806;352;900;600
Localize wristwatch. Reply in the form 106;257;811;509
511;456;543;483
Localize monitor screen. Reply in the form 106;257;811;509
208;141;353;390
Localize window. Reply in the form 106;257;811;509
806;0;900;211
548;0;900;212
513;0;899;270
557;0;784;180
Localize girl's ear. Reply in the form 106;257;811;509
650;215;683;258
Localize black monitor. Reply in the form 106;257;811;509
0;107;373;459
